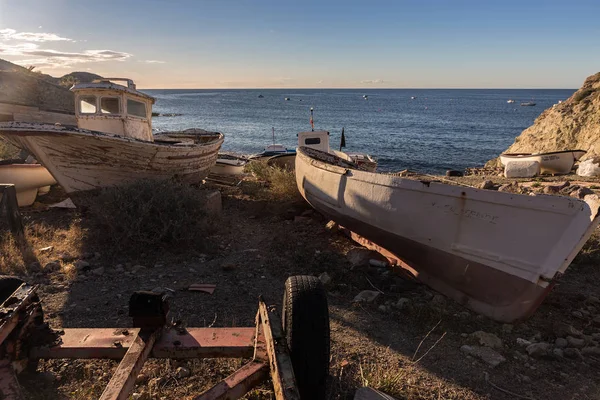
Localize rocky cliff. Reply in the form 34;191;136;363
487;72;600;167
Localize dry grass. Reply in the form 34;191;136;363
0;137;21;160
244;161;300;201
86;180;217;253
0;232;31;274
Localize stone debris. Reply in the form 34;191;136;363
577;158;600;177
552;348;564;358
470;331;503;349
570;187;595;199
478;180;494;190
553;322;583;338
566;336;586;348
175;366;191;379
395;298;410;310
460;345;506;367
430;294;446;308
353;290;380;303
91;267;105;276
516;338;532;347
582;346;600;356
525;342;550;358
325;220;339;231
564;348;583;359
74;260;90;271
44;261;61;272
555;338;568;348
318;272;332;286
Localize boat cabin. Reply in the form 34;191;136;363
298;131;330;153
71;78;156;141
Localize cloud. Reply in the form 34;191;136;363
316;80;323;84
0;28;73;42
360;79;384;84
0;42;132;68
141;60;166;64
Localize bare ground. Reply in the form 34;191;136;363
3;176;600;400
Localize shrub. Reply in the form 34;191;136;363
0;138;20;160
573;89;593;103
87;180;217;252
244;161;300;201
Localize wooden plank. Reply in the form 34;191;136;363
258;301;300;400
99;329;158;400
193;361;268;400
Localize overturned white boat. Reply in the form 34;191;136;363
0;79;223;193
0;160;56;206
296;146;600;322
500;150;586;175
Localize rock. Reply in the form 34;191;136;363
395;298;410;310
44;261;61;272
566;336;586;348
470;331;503;349
58;253;76;262
553;322;583;338
581;346;600;356
498;182;520;193
135;373;148;385
28;262;42;272
570;187;594;199
577;158;600;177
353;290;380;303
115;264;125;272
504;161;540;178
586;295;600;305
221;262;236;271
519;374;532;383
91;267;104;276
130;265;146;274
460;345;506;367
175;366;190;379
525;342;550;358
572;310;584;319
294;216;311;223
592;333;600;341
74;260;90;271
563;348;583;359
502;324;513;334
378;305;388;312
430;294;446;308
553;348;564;358
148;377;165;390
516;338;532;347
543;185;563;194
457;311;470;319
346;248;380;268
593;316;600;326
318;272;331;285
555;338;568;348
478;180;494;190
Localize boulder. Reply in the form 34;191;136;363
478;180;494;190
504;161;540;178
346;248;381;268
567;336;586;348
526;342;550;358
318;272;332;286
553;322;583;338
577;158;600;177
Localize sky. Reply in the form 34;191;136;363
0;0;599;89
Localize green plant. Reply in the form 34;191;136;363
244;161;300;201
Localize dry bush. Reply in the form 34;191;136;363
0;232;30;274
244;161;300;201
0;137;20;160
86;180;216;253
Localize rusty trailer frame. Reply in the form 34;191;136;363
0;285;304;400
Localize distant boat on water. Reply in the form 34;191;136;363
258;94;264;98
411;96;417;100
285;97;290;101
363;95;368;100
520;102;536;107
507;99;515;103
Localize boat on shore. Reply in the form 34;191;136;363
295;146;600;322
500;150;586;175
211;153;248;176
0;160;56;206
0;78;223;193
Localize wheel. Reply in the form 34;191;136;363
282;275;330;400
0;276;24;304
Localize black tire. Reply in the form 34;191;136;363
282;275;330;400
0;276;24;304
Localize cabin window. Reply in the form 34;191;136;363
127;98;147;118
100;97;120;114
305;137;321;145
79;96;97;114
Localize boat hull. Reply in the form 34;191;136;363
211;160;247;176
0;163;57;206
0;123;223;193
296;147;600;322
500;150;586;175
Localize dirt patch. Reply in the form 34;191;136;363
3;175;600;399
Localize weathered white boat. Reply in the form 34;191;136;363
296;146;600;322
0;161;56;206
500;150;586;175
211;153;248;176
0;79;223;193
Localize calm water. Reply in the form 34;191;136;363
146;89;574;174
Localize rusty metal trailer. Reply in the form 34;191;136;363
0;275;330;399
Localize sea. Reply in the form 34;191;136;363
145;89;575;174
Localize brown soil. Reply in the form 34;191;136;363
4;177;600;400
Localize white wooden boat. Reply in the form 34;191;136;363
296;146;600;322
0;78;223;193
211;153;248;176
0;161;56;206
500;150;586;175
520;102;536;106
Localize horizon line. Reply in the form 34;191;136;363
139;87;578;90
